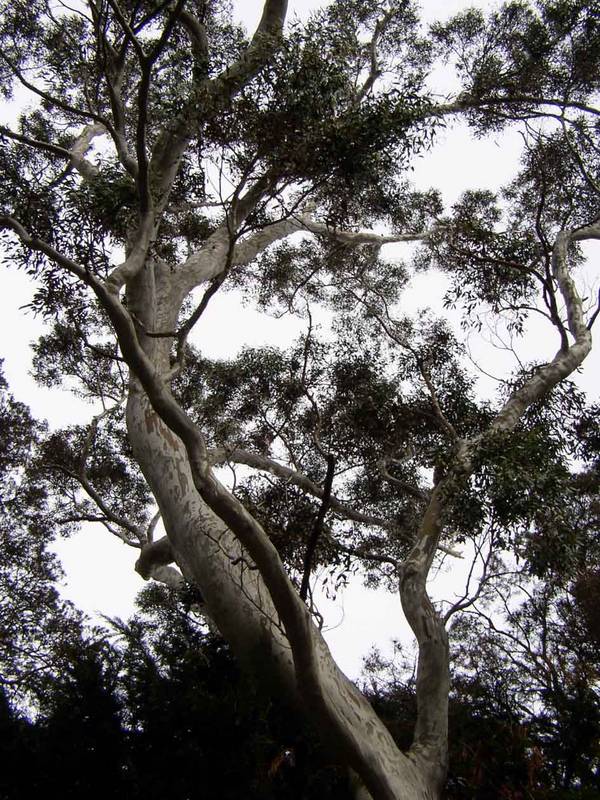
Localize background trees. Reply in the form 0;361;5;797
0;0;599;797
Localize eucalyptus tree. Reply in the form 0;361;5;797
1;0;599;797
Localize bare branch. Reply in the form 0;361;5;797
300;453;335;601
572;220;600;242
443;528;497;623
0;127;72;160
177;169;277;291
66;122;106;179
209;445;392;531
0;208;153;297
176;8;209;71
0;48;111;128
180;205;435;303
399;481;450;784
378;457;429;502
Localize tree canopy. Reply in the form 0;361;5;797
0;0;599;798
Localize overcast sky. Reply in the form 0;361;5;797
1;0;598;679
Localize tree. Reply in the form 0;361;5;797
0;361;85;708
0;0;599;797
30;640;130;800
447;448;600;798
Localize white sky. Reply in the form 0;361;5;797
1;0;598;679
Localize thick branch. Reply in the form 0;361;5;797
148;0;288;209
105;213;157;290
177;8;209;68
355;9;397;103
90;2;139;178
490;229;592;433
177;171;277;291
134;0;187;211
231;216;303;266
0;123;104;182
301;216;434;246
67;123;105;179
430;94;600;120
399;483;450;794
181;210;435;295
397;225;595;794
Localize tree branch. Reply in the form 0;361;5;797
0;216;90;281
300;453;335;601
180;207;436;298
209;445;392;531
300;215;435;246
490;229;592;434
90;0;139;177
397;224;595;790
148;0;288;213
0;122;105;183
0;48;111;127
355;9;396;103
377;457;429;502
105;212;157;290
429;93;600;120
210;446;462;560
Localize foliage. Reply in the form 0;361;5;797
0;362;86;708
0;585;350;799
